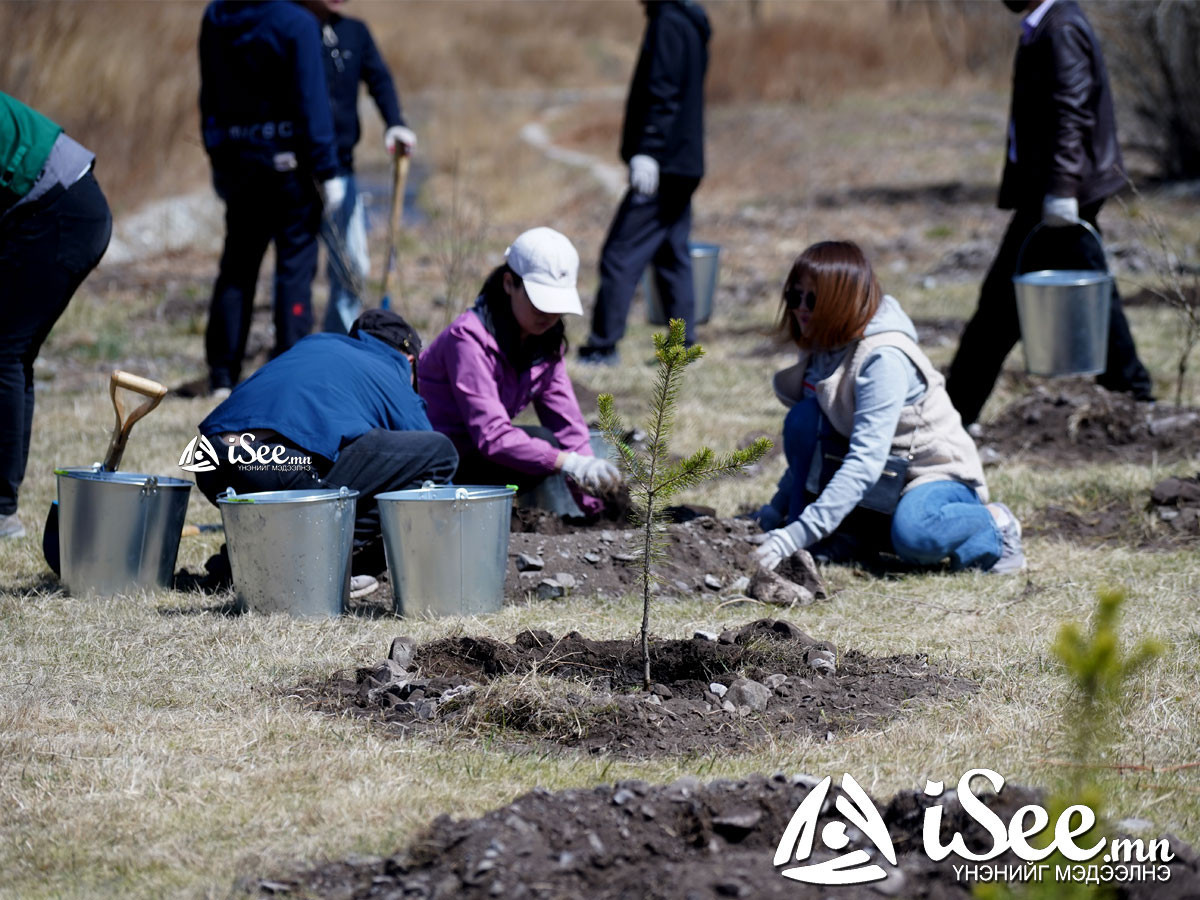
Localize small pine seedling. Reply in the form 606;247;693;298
596;319;771;690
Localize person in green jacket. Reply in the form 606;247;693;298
0;92;112;539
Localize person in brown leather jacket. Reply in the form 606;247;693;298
946;0;1154;427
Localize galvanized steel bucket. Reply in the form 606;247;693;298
56;466;192;596
1013;221;1112;377
218;486;358;618
644;241;721;325
517;429;618;517
376;484;514;618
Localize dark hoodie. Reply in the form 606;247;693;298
199;0;337;180
620;0;711;179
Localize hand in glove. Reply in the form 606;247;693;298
1042;195;1079;227
385;125;417;156
754;526;800;571
560;452;622;494
321;177;346;214
629;154;659;196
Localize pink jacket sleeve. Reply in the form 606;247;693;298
446;335;562;475
533;359;603;516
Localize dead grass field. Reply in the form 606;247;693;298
2;3;1199;898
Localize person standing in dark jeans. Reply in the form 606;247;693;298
199;0;340;396
0;92;112;540
194;310;458;598
578;0;711;366
298;0;417;334
946;0;1154;427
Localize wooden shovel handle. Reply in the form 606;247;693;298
379;152;410;304
103;370;168;471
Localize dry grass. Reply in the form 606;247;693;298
2;7;1199;898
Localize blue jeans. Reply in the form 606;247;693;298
781;396;1000;570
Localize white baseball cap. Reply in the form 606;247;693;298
504;227;583;316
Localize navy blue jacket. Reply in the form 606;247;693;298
199;0;337;181
620;0;711;179
201;332;431;462
319;13;406;175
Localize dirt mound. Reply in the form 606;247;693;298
247;774;1199;899
1026;474;1200;550
504;516;820;604
301;619;974;758
975;381;1200;464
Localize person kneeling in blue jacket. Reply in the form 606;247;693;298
194;309;457;598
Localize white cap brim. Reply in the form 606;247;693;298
523;280;583;316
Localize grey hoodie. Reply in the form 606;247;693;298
770;295;926;549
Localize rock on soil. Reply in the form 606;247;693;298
250;774;1200;899
300;619;973;758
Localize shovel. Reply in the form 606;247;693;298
43;370;169;575
378;151;410;311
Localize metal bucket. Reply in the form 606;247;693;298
517;429;618;517
1013;221;1112;377
376;484;513;618
218;487;357;618
644;241;721;325
56;466;192;596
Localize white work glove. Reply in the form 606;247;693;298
560;452;622;494
754;526;800;572
1042;194;1079;227
385;125;417;156
629;154;659;196
321;177;346;213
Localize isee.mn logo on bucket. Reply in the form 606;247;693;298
775;769;1173;887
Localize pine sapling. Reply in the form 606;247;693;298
596;319;771;690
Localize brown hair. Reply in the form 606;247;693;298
778;241;882;350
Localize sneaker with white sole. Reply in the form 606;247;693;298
349;574;379;599
986;501;1025;574
0;512;26;539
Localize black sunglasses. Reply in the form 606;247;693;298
785;286;816;312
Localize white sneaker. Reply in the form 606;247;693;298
349;574;379;599
987;502;1026;575
0;513;26;539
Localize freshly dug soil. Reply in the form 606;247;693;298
504;514;822;605
301;619;974;758
1026;473;1200;551
975;380;1200;465
246;773;1199;899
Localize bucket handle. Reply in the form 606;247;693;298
218;487;255;503
141;476;159;497
1014;219;1108;277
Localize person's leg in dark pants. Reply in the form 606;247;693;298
206;176;272;389
270;173;322;357
946;208;1039;426
321;430;458;574
650;176;700;346
584;189;674;356
0;173;112;520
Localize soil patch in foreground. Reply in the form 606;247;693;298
975;380;1200;465
247;774;1199;899
302;619;973;758
1026;474;1200;550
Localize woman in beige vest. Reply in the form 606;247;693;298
752;241;1025;574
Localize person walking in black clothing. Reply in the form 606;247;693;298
578;0;711;366
299;0;417;334
0;92;112;539
199;0;339;396
946;0;1154;426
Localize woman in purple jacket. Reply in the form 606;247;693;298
419;227;621;515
